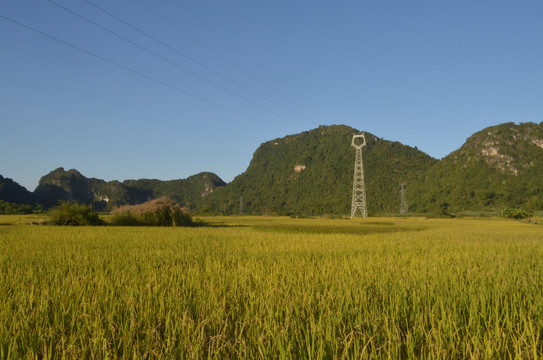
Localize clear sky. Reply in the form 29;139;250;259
1;1;542;191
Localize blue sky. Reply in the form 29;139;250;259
1;1;542;191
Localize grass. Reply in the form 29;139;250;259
110;198;194;227
1;216;543;358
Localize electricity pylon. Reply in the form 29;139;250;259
351;133;367;218
399;184;408;215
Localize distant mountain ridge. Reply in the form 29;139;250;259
31;168;226;210
2;122;542;215
0;175;37;205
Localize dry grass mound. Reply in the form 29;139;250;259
110;198;193;226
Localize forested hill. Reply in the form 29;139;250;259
409;122;543;214
0;175;36;205
3;122;543;215
200;125;437;215
32;168;226;210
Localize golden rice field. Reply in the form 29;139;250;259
1;215;543;359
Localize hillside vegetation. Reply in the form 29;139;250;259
32;168;225;211
410;122;543;214
202;125;435;215
0;175;37;205
2;122;543;215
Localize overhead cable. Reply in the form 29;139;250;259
171;0;336;125
48;0;307;129
137;0;321;127
0;13;286;132
83;0;318;128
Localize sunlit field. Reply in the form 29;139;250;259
1;215;542;358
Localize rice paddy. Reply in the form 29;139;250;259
1;216;542;358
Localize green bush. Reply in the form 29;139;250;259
0;200;34;215
49;201;104;226
500;207;533;219
110;198;194;227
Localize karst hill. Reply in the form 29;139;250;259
2;122;542;215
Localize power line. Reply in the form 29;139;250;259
47;0;308;129
0;13;286;132
139;0;322;127
171;0;337;125
83;0;318;128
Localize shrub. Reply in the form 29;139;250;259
110;198;194;227
49;201;104;226
0;200;33;215
500;207;533;219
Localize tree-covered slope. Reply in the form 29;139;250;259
121;172;226;210
0;175;36;205
5;122;543;215
410;122;543;213
201;125;437;215
34;167;226;209
34;168;96;207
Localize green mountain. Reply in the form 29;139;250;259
410;122;543;214
200;125;437;215
121;174;226;209
34;168;226;210
34;168;95;207
0;175;36;205
4;122;543;215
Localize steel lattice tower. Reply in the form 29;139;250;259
351;134;367;218
399;184;407;215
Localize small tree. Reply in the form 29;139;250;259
49;201;104;226
500;207;533;219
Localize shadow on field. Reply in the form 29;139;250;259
251;223;426;235
193;222;249;229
